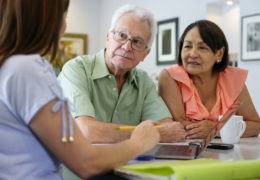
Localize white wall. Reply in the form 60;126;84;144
221;3;240;53
206;4;222;27
206;2;240;54
66;0;101;54
239;0;260;113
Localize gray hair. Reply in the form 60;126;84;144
108;4;156;49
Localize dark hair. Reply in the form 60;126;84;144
0;0;70;66
177;20;229;72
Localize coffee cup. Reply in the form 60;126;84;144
220;115;246;144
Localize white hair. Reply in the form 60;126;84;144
108;4;156;49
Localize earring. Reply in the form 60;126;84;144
217;60;221;63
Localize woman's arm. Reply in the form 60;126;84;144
75;116;133;144
236;85;260;137
158;69;189;124
158;69;216;139
29;99;160;178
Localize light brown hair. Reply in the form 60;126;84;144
0;0;70;66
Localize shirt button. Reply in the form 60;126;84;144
109;75;112;79
42;70;47;74
113;88;116;91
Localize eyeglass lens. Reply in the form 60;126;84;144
112;31;146;51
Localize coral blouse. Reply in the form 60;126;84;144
165;65;248;122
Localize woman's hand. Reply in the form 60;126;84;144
130;120;160;154
185;120;217;139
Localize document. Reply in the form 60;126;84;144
115;159;260;180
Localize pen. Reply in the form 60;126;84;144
134;155;155;161
114;125;162;130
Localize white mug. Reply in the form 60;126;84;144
220;115;246;144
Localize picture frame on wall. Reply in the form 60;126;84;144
50;33;88;75
241;13;260;61
156;17;178;65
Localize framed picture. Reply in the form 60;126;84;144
241;14;260;61
51;33;88;75
156;17;178;65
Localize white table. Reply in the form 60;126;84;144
200;136;260;160
87;136;260;180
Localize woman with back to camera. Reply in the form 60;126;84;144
0;0;160;179
159;20;260;139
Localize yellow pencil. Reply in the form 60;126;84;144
114;125;162;130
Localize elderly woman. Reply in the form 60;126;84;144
159;20;260;139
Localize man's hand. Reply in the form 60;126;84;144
158;121;186;143
185;120;217;139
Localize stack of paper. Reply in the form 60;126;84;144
115;159;260;180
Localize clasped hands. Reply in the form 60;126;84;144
185;119;217;139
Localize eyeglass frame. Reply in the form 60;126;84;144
110;31;148;51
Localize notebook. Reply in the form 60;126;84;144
115;159;260;180
144;99;243;160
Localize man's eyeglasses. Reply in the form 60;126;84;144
111;31;147;51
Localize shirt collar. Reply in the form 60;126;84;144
127;68;138;88
91;48;139;88
91;49;110;80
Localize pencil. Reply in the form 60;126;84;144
114;125;162;130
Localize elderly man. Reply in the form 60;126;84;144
58;4;185;143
